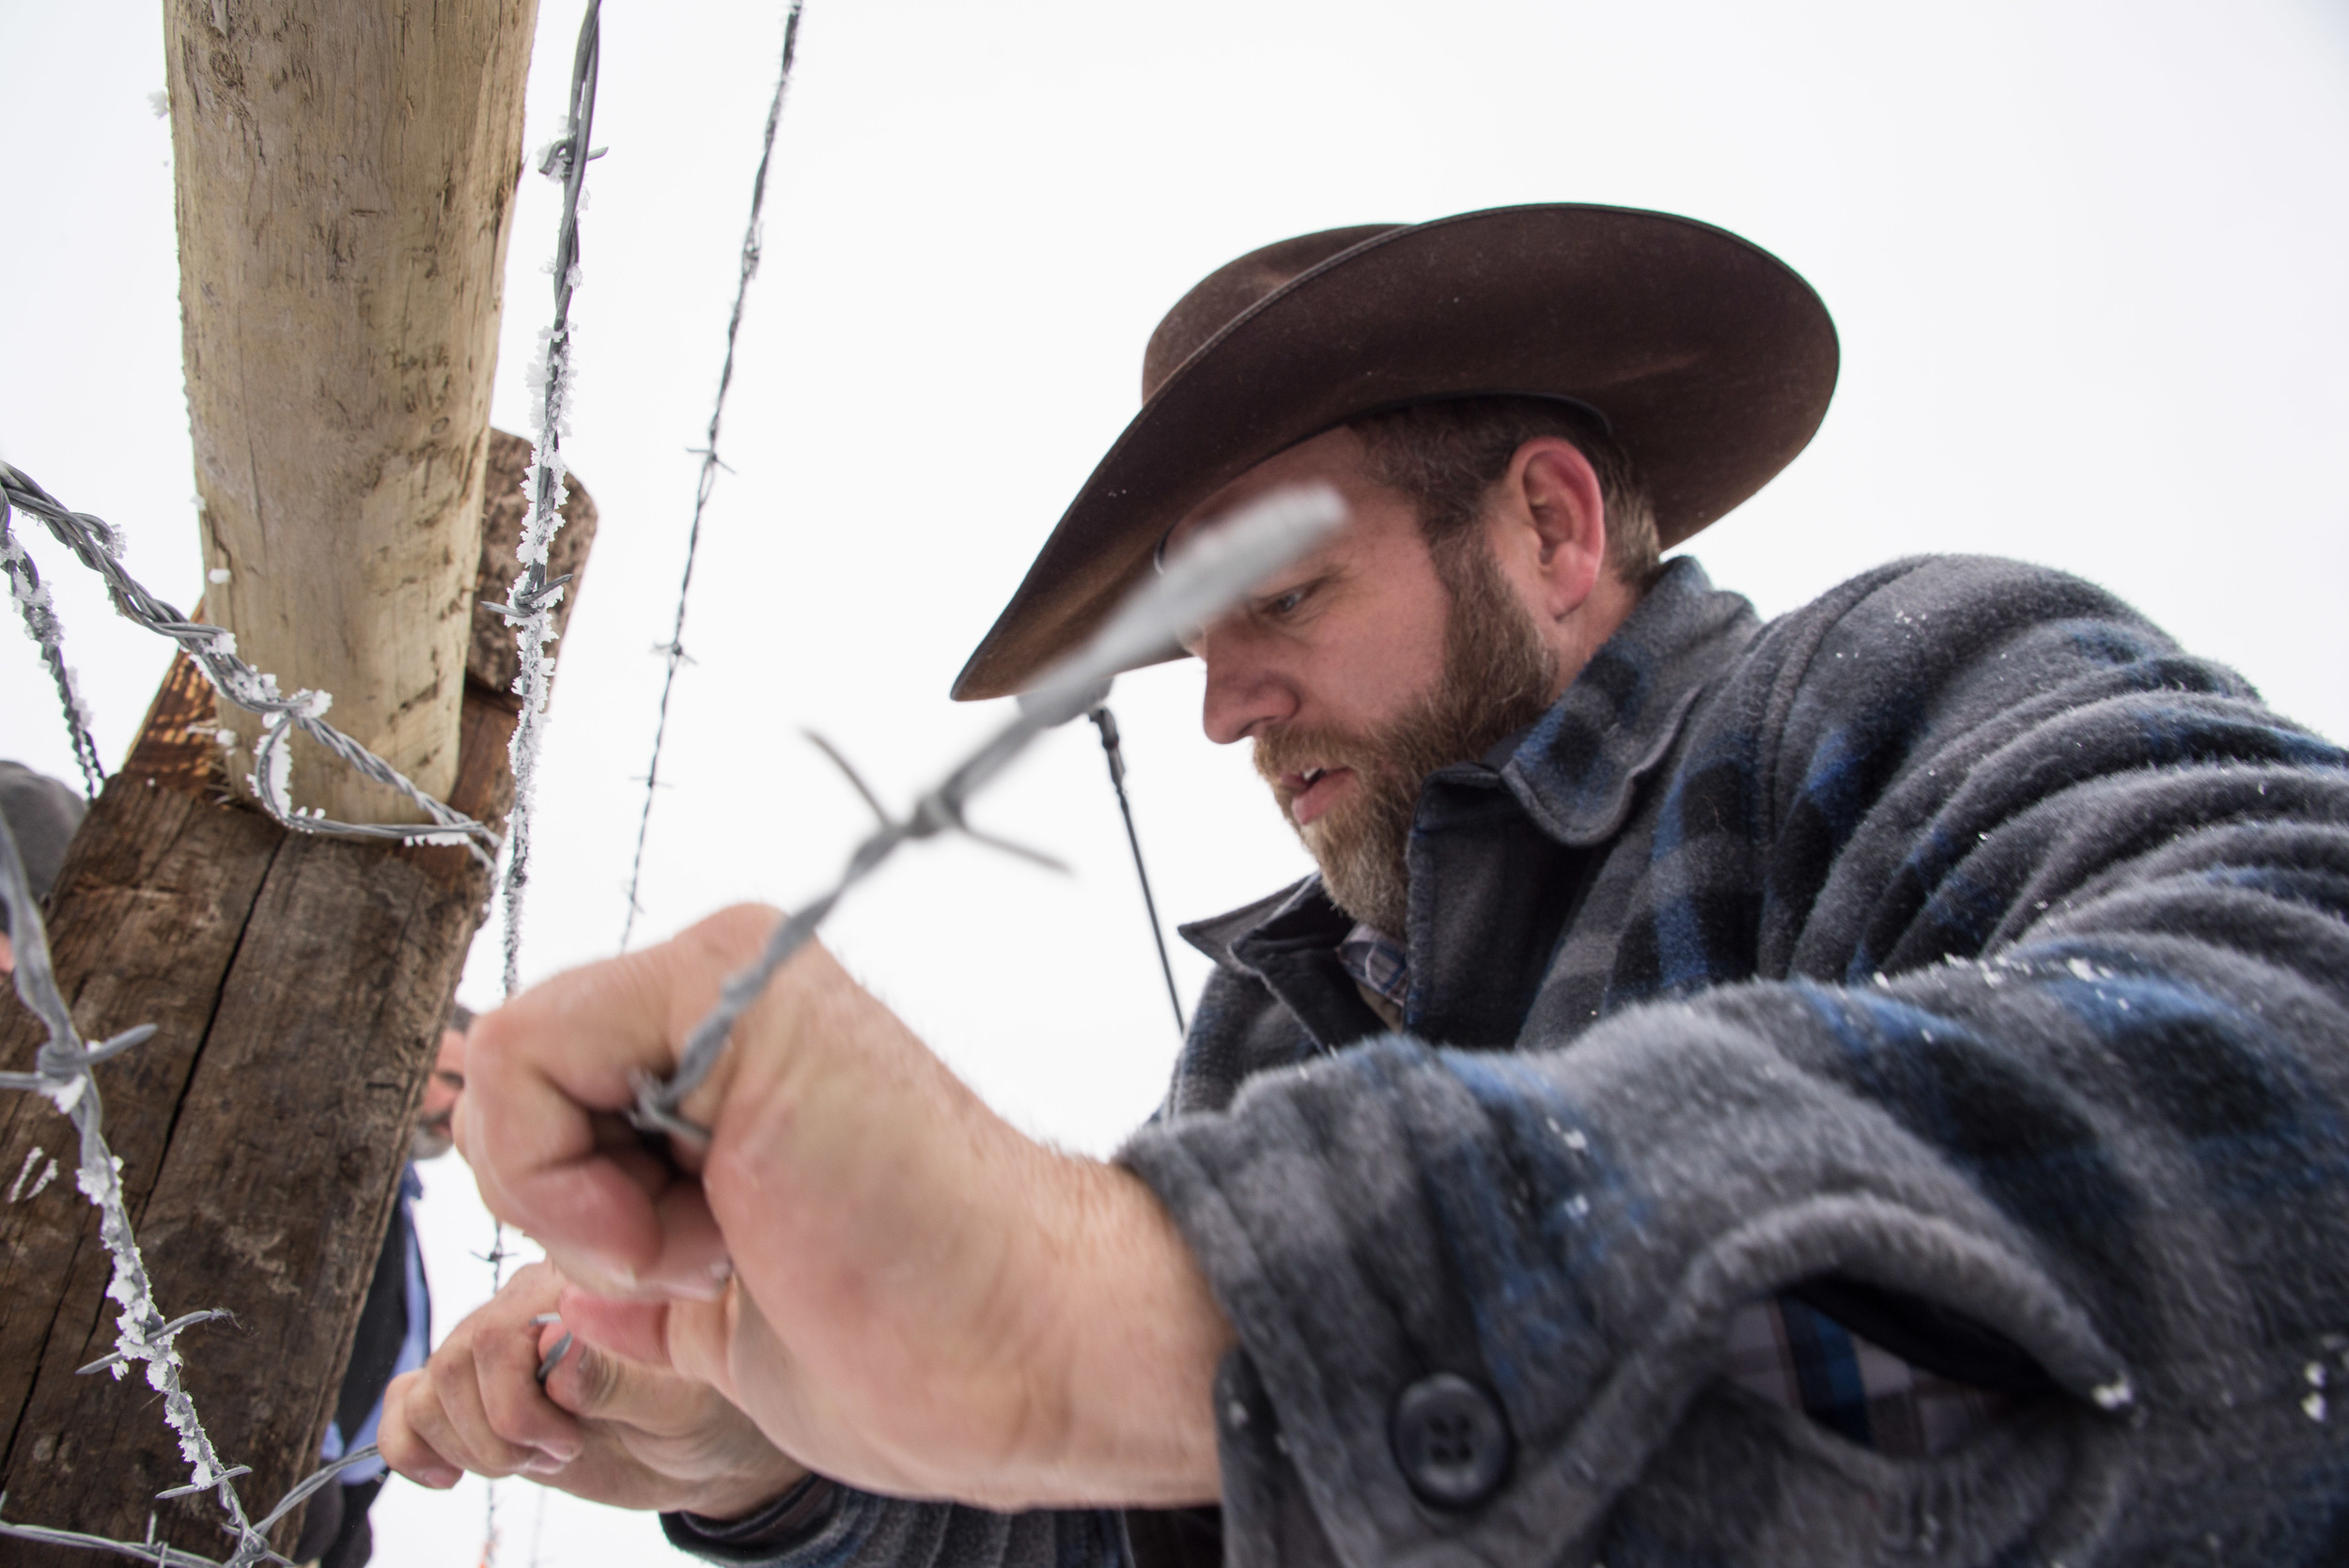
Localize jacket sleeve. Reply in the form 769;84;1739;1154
1119;558;2349;1568
659;1482;1132;1568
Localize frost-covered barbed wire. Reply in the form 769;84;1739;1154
630;482;1347;1141
1;510;106;798
0;465;500;867
0;812;388;1565
0;1446;383;1567
619;0;806;951
498;0;602;999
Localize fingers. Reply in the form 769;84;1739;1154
379;1264;586;1487
460;906;778;1297
378;1370;459;1489
541;1293;814;1520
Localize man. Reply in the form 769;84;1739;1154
293;1005;470;1568
387;206;2349;1564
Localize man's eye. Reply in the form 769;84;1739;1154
1265;586;1310;617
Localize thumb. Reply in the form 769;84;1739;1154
543;1319;703;1432
557;1283;742;1403
557;1289;679;1374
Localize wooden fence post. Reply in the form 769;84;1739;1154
169;0;540;826
0;434;595;1563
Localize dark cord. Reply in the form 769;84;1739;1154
1088;706;1187;1038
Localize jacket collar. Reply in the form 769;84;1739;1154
1180;556;1757;977
1494;554;1757;845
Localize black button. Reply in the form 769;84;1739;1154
1391;1373;1511;1508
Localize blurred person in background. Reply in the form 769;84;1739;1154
0;760;86;976
292;1004;471;1568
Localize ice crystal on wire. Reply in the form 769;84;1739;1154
500;49;597;1001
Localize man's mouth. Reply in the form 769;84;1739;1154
1286;765;1353;827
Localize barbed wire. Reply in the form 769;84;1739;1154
0;465;502;867
476;8;609;1559
630;482;1346;1141
619;0;806;951
0;1445;383;1568
0;18;596;1557
497;0;603;1000
0;808;391;1565
2;515;106;799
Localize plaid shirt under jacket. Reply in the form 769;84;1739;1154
669;555;2349;1568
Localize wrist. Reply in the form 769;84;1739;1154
681;1456;814;1522
668;1472;839;1560
1035;1157;1232;1506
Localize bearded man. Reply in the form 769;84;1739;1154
384;207;2349;1567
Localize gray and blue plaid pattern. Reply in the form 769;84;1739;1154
1129;556;2349;1568
1336;924;2002;1460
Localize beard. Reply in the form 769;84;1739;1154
411;1112;455;1162
1253;536;1559;936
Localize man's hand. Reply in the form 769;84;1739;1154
380;1262;805;1518
457;906;1233;1511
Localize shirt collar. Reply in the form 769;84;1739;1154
1335;923;1410;1008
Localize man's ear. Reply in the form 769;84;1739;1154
1496;437;1608;621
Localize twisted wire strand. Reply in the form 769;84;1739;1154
620;0;806;950
498;0;604;1000
0;465;499;864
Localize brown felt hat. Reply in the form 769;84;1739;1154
950;203;1838;701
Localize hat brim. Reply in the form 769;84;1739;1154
951;203;1838;701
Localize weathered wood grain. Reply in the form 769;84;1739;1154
166;0;540;825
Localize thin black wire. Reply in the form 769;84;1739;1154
619;0;806;949
1088;706;1186;1038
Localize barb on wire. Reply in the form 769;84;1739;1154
77;1309;235;1376
1086;706;1186;1038
499;0;603;999
0;465;500;867
619;0;808;951
629;482;1347;1142
1;512;105;797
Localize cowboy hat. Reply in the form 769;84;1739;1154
951;203;1837;701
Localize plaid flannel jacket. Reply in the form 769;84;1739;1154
668;555;2349;1568
1334;920;2018;1459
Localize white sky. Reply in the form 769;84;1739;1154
3;2;2345;1561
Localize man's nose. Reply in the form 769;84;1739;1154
1197;625;1296;745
